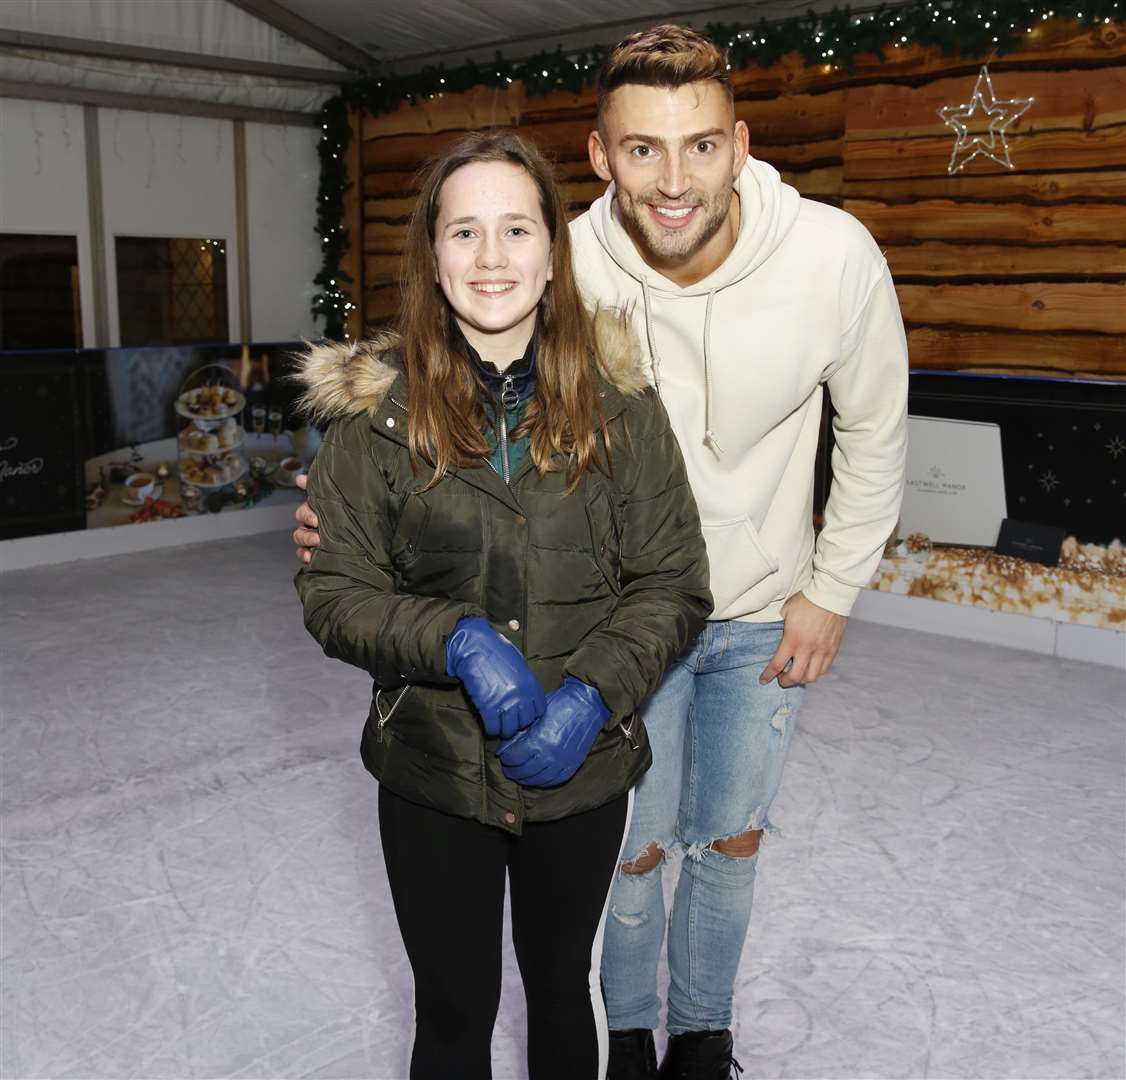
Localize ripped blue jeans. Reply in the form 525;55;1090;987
601;620;802;1035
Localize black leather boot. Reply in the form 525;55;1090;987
657;1029;743;1079
608;1028;658;1079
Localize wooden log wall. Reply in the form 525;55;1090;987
349;19;1126;378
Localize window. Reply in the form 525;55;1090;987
116;236;229;346
0;234;81;350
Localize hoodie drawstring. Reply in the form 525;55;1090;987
702;288;724;458
642;280;725;459
640;278;663;396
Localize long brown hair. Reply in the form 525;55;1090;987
399;129;608;491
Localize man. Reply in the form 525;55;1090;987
294;24;907;1079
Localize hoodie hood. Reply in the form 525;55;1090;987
589;157;801;298
587;158;801;456
293;308;649;425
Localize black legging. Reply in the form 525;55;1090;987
378;786;630;1080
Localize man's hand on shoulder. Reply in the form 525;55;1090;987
760;592;847;688
293;473;321;563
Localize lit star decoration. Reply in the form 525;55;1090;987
937;65;1034;174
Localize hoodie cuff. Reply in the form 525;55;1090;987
802;571;863;618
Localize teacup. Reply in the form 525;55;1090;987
278;457;305;483
124;471;156;500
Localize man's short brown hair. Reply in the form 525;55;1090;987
596;24;732;123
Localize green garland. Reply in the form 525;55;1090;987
312;0;1122;340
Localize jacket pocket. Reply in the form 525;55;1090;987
700;516;781;617
373;685;411;743
585;488;622;596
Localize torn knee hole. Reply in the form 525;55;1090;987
710;828;762;858
621;841;664;874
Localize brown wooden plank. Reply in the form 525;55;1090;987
362;224;407;251
360;130;472;173
364;222;407;251
366;285;400;321
906;325;1126;377
844;123;1126;179
886;241;1126;279
725;20;1126;97
555;159;600;182
365;254;401;286
469;117;593;163
362;170;423;198
735;89;844;143
361;159;601;198
364;196;415;222
561;179;610;207
341;108;364;339
846;199;1126;243
845;66;1126;140
781;165;843;197
896;281;1126;332
746;137;844;171
361;83;522;139
843;170;1126;202
360;118;594;172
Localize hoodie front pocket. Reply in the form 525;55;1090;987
700;516;781;617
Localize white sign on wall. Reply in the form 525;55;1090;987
901;415;1008;546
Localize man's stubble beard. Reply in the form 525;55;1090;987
615;185;733;266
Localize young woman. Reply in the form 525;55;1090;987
293;130;711;1080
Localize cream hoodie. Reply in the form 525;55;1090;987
569;158;908;622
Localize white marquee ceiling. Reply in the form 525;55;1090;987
273;0;826;67
0;0;870;119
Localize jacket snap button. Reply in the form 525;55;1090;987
507;619;520;631
515;515;527;526
385;417;395;428
504;811;517;825
405;541;415;554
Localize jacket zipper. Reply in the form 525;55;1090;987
394;382;523;486
375;685;410;742
498;375;517;485
619;716;641;751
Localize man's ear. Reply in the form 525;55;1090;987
732;119;750;178
588;129;613;183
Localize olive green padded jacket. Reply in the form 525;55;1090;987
293;314;712;833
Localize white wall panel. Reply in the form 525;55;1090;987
98;109;239;346
3;101;324;348
0;97;96;346
245;121;320;343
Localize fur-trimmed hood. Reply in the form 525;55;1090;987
292;309;649;425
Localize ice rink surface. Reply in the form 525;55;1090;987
3;532;1123;1079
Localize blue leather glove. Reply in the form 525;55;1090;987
495;676;610;787
446;616;545;739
